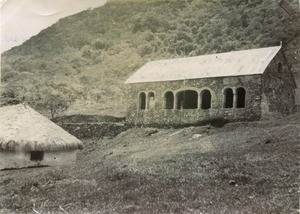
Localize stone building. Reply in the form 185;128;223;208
125;46;296;126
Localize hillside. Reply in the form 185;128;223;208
1;0;300;117
0;112;299;213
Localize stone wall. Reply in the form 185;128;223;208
285;36;300;107
126;74;263;126
56;122;129;139
293;72;300;106
261;51;296;118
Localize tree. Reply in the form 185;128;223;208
43;93;70;118
34;86;74;118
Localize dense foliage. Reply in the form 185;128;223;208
1;0;299;116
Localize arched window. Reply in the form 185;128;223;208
139;92;146;109
165;91;174;109
278;63;283;73
223;88;233;108
176;90;198;109
148;92;155;109
201;90;211;109
236;87;246;108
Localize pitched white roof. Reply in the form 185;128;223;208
125;46;281;84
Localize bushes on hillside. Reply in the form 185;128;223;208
1;0;299;115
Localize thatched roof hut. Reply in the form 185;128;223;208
0;104;83;152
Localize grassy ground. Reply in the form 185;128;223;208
0;113;299;213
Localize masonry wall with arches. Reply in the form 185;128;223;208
126;74;263;126
126;50;296;126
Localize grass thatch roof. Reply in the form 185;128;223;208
0;104;83;152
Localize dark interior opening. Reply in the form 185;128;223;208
236;87;246;108
139;92;146;109
201;90;211;109
177;90;198;109
224;88;234;108
30;151;44;161
165;91;174;109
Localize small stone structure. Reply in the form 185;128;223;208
0;104;83;169
125;46;296;126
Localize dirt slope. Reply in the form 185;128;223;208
0;114;299;213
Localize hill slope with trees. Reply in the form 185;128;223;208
1;0;299;117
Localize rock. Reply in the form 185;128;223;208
264;138;272;144
145;128;158;136
2;178;12;185
229;180;236;186
32;181;39;187
191;134;202;140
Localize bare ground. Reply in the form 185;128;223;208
0;113;299;213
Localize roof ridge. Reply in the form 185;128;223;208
147;46;281;64
125;46;281;84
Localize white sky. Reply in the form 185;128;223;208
0;0;107;53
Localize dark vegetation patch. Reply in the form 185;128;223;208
0;98;22;107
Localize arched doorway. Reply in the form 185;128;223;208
236;87;246;108
223;88;233;108
148;92;155;109
139;92;146;109
165;91;174;109
201;90;211;109
176;90;198;109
